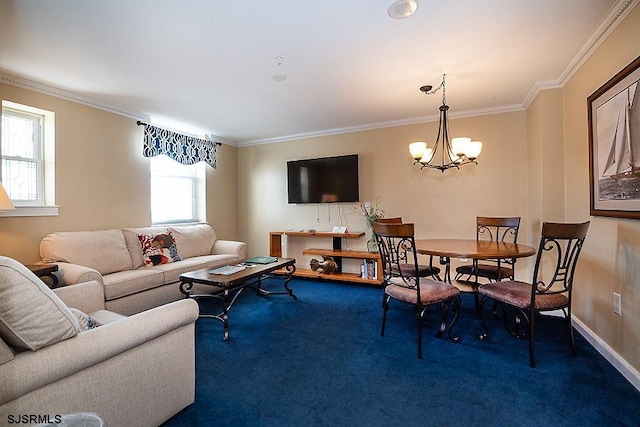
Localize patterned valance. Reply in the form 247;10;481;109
138;121;220;168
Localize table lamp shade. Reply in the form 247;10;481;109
0;182;15;211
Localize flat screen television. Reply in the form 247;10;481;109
287;154;359;204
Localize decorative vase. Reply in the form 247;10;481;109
367;233;378;253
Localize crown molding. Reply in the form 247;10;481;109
239;104;525;146
0;70;237;145
521;0;638;108
0;71;149;122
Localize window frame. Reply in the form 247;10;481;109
149;154;205;225
0;100;57;217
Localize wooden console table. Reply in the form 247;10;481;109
269;231;382;285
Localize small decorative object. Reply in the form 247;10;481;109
354;198;384;253
310;256;339;274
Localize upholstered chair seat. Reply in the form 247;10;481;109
479;281;569;310
387;278;459;305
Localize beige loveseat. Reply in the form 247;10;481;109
40;223;247;315
0;257;199;426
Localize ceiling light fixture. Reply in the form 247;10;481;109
409;74;482;172
388;0;418;19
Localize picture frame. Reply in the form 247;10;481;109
588;55;640;219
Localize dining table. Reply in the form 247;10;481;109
414;238;537;292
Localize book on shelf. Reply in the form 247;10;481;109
361;259;377;280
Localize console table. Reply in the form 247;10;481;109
269;231;382;285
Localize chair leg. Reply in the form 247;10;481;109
381;294;390;337
417;308;423;359
477;294;490;341
435;302;448;338
491;299;500;318
447;296;461;343
529;309;536;368
567;309;577;357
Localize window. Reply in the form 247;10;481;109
0;100;56;216
150;154;205;224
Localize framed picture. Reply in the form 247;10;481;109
588;55;640;219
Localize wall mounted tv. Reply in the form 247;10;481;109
287;154;359;204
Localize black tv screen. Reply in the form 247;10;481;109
287;154;359;204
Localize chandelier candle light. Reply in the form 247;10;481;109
409;74;482;172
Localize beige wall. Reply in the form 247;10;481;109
526;88;566;241
0;83;239;264
238;111;531;278
563;4;640;369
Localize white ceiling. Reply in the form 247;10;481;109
0;0;634;145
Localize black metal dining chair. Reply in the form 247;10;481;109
374;218;441;280
455;216;521;284
477;221;590;367
373;222;460;359
455;216;520;310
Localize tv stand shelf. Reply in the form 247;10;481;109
269;231;382;285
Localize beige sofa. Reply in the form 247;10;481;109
0;257;199;426
40;223;247;315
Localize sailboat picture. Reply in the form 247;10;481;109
596;80;640;200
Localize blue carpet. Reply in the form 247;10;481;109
163;278;640;426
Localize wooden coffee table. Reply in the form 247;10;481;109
179;258;296;340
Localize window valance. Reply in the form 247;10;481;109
138;121;221;168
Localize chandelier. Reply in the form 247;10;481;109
409;74;482;172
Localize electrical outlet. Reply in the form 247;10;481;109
613;292;622;316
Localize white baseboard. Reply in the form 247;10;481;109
573;316;640;392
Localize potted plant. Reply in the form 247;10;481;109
356;198;384;252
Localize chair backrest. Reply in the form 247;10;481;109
476;217;521;274
373;218;405;263
476;216;521;243
375;217;402;224
530;221;590;302
372;222;419;289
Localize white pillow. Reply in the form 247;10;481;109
169;224;217;259
40;229;133;275
0;257;80;351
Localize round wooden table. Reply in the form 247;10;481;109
415;239;537;291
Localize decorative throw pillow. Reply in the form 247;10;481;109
69;308;103;331
138;232;181;267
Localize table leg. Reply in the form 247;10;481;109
255;264;298;300
222;288;230;341
179;280;193;298
440;256;451;283
179;279;244;341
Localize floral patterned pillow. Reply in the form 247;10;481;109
138;232;181;267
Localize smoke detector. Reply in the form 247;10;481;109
272;56;287;82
